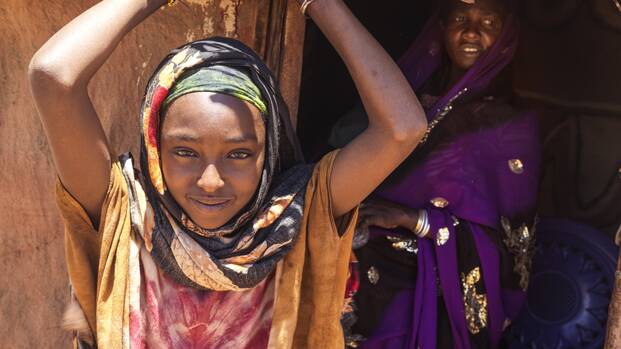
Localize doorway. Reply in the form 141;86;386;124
296;0;433;161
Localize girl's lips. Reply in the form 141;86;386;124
188;196;233;212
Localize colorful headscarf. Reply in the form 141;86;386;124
162;65;267;113
129;37;312;290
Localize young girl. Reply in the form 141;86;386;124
331;0;540;348
28;0;426;348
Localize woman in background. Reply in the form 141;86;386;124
331;0;541;348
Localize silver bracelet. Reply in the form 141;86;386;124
300;0;317;16
411;209;430;238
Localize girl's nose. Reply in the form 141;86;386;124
196;164;225;192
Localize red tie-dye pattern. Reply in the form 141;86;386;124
130;248;274;349
146;86;168;147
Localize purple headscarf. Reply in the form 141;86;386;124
360;4;540;349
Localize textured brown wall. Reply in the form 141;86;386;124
0;1;304;347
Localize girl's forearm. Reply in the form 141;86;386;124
306;0;426;137
30;0;166;89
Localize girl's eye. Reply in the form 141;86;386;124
174;149;197;158
454;15;466;23
229;151;251;160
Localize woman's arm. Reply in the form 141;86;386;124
28;0;167;224
305;0;427;217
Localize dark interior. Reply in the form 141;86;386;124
296;2;621;345
296;0;433;161
297;0;621;239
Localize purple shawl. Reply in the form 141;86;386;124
360;10;540;349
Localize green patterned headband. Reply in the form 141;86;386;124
162;65;267;114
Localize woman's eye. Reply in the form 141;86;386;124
454;16;466;23
229;151;251;160
174;149;197;158
482;18;497;28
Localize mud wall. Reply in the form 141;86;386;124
0;1;304;347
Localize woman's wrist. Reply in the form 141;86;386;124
399;207;418;230
401;208;430;239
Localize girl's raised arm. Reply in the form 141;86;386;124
304;0;427;217
29;0;167;225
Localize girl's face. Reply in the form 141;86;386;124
443;0;505;72
160;92;266;229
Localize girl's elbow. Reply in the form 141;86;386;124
28;54;78;94
411;117;428;143
392;115;428;146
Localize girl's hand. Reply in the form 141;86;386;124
358;199;418;231
297;0;339;15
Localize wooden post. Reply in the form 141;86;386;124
259;0;306;127
604;226;621;348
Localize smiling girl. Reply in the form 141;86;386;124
28;0;426;348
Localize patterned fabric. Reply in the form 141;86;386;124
130;242;274;349
136;37;312;291
501;216;537;291
461;267;488;335
162;65;267;113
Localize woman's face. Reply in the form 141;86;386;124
160;92;266;229
443;0;505;71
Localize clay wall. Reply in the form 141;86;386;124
0;1;303;347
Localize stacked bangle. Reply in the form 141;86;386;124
300;0;317;16
411;209;430;238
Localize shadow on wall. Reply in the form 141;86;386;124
514;0;621;238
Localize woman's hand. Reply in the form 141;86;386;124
358;198;418;231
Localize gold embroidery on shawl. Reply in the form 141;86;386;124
367;266;380;285
501;216;536;291
508;159;524;174
461;267;488;334
386;235;418;254
430;197;449;208
437;227;450;246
